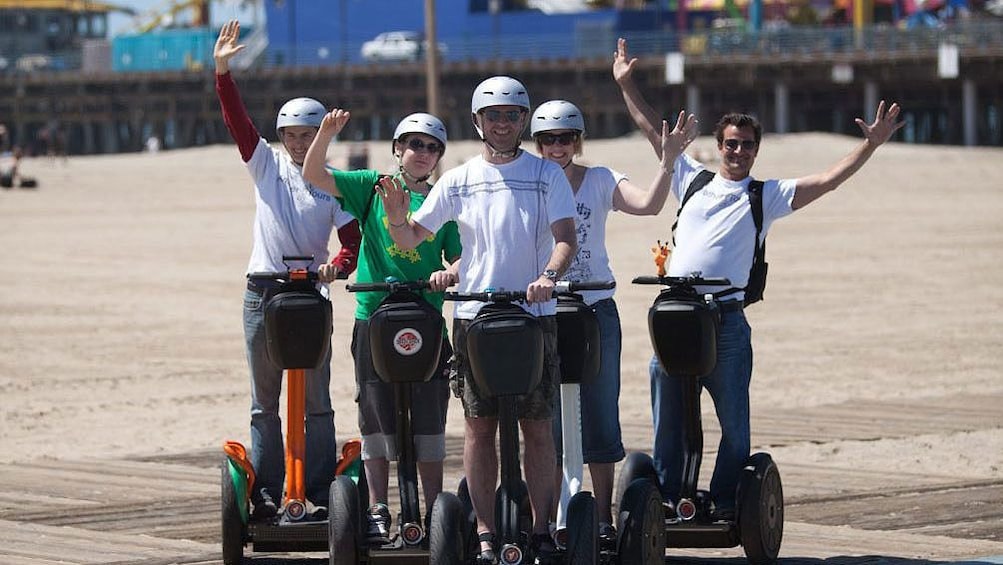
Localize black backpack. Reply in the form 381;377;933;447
671;170;768;306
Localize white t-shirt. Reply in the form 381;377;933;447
563;166;627;305
245;138;355;274
669;153;797;300
412;150;577;319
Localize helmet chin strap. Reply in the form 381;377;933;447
396;154;431;184
474;121;522;160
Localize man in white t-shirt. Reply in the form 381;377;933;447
381;76;577;565
614;37;905;521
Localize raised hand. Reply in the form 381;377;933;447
855;100;905;146
613;37;639;84
214;20;246;73
319;109;351;137
661;110;699;165
375;175;409;227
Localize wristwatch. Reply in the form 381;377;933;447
541;269;559;283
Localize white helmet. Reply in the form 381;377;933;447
393;112;448;150
531;100;585;136
471;76;530;114
275;97;325;135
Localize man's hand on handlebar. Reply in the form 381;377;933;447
317;263;341;283
428;269;458;292
526;275;556;304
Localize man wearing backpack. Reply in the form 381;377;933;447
613;37;904;518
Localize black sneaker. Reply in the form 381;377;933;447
475;532;498;565
531;533;559;565
366;503;392;544
251;489;278;521
598;522;617;552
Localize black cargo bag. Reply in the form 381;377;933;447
555;295;601;386
466;303;544;397
263;284;332;370
648;288;721;378
368;291;444;384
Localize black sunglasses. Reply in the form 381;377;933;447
483;109;524;123
723;139;757;152
538;132;578;146
406;137;443;154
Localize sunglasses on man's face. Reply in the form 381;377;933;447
723;138;757;152
482;109;524;123
406;137;443;154
538;132;578;146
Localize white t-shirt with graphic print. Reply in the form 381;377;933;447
668;153;797;301
563;166;627;306
245;138;355;275
412;150;577;319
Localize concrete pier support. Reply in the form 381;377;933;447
864;82;878;124
686;84;701;123
963;79;977;147
775;82;789;134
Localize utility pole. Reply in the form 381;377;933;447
424;0;440;119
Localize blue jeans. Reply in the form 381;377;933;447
649;309;752;511
553;298;626;464
243;288;338;507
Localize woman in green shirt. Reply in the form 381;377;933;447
304;110;460;544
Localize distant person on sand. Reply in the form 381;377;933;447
0;146;36;189
614;36;905;521
214;19;363;520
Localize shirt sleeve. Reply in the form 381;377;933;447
763;178;797;224
411;176;450;235
544;162;577;224
215;71;261;163
330;220;361;275
331;169;380;221
440;220;462;262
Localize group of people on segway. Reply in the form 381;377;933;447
217;17;904;565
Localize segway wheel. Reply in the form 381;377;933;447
220;460;246;565
616;479;665;565
429;492;468;565
457;477;478;557
565;491;598;565
613;452;657;515
328;476;360;565
738;453;784;564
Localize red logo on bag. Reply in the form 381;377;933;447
393;328;423;356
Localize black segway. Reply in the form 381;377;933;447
553;281;617;565
221;256;365;564
331;278;467;565
444;282;607;565
615;275;784;564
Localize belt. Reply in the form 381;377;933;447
718;300;744;313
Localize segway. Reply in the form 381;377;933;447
552;281;617;565
615;274;784;565
444;283;606;565
337;278;468;565
220;256;365;564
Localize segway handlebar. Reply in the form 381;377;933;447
632;275;731;287
444;280;615;303
247;270;321;283
346;279;432;293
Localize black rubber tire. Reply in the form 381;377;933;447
220;460;245;565
429;492;468;565
565;491;598;565
738;453;784;564
457;477;478;558
616;479;665;565
613;452;657;516
328;475;360;565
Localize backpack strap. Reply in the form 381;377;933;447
748;179;765;262
671;169;716;245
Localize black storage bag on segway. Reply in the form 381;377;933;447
263;283;333;370
648;287;720;377
466;303;544;396
555;295;601;386
368;290;444;383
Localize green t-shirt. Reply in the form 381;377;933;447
332;169;462;319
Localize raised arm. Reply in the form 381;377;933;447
792;101;905;210
378;175;434;250
613;37;664;159
214;20;258;162
302;109;351;196
614;111;698;215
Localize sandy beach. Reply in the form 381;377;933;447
1;132;1001;562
